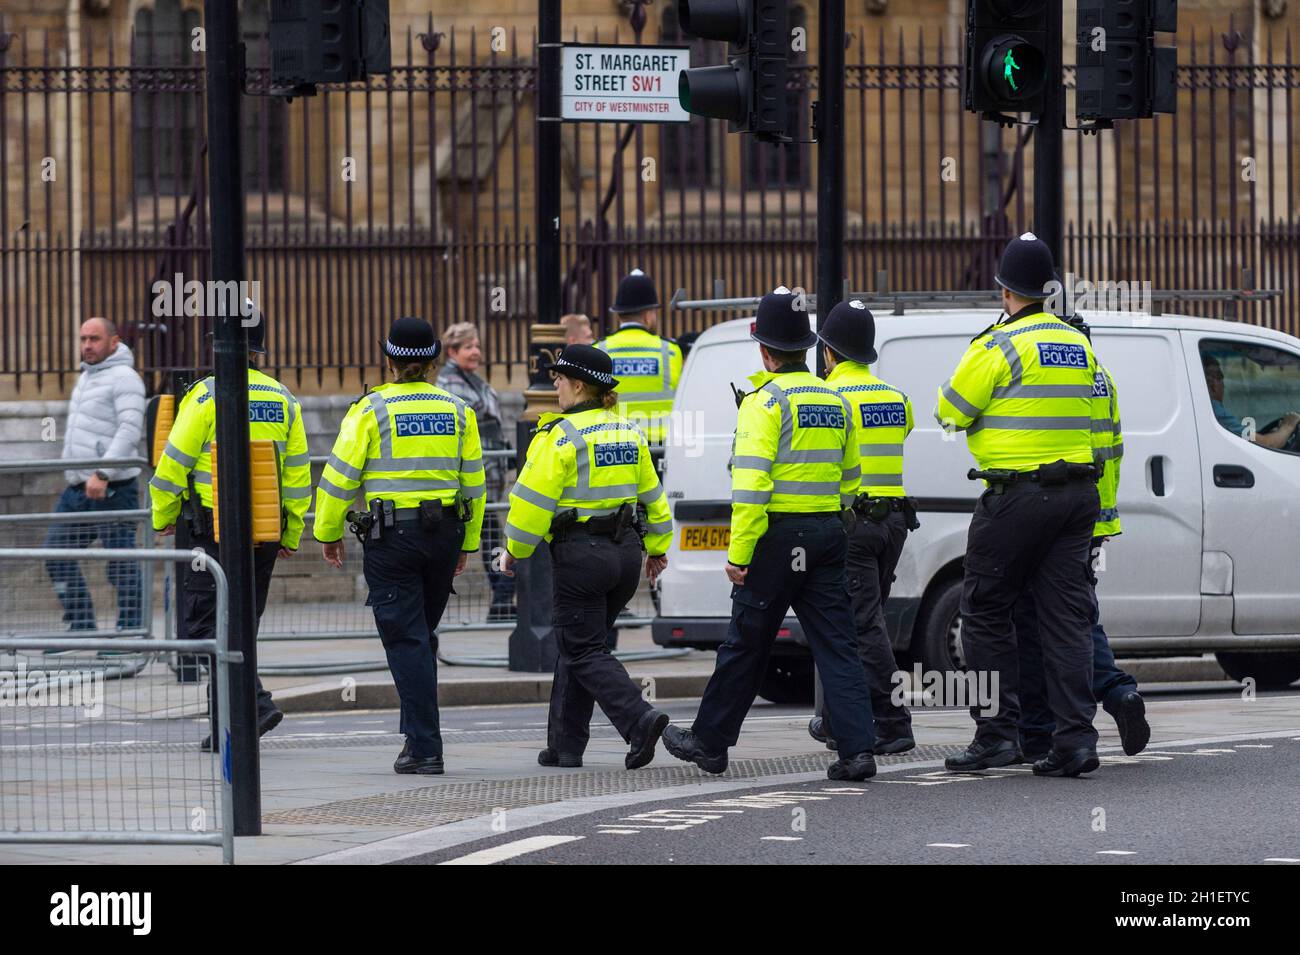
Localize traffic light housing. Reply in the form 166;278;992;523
1076;1;1177;125
965;1;1050;119
677;0;790;142
270;0;391;94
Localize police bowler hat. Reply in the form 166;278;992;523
551;343;619;391
818;299;877;364
383;316;441;361
995;233;1058;301
611;269;660;314
752;287;818;352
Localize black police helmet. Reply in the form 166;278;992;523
382;316;441;362
818;299;877;364
995;233;1058;301
752;287;818;352
551;343;619;391
610;269;660;315
244;298;267;355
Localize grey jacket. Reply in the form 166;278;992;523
436;359;507;495
62;344;146;485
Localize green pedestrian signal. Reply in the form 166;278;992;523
1003;48;1020;91
964;1;1048;117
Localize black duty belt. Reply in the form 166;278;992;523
551;503;640;544
348;499;460;544
968;460;1100;493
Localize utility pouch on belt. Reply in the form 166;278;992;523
968;467;1018;494
419;499;444;529
903;497;921;531
1037;460;1070;486
840;507;858;535
456;493;471;522
611;503;633;544
183;473;211;538
632;503;648;542
347;509;375;545
551;508;578;542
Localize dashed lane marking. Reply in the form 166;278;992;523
1097;850;1137;856
439;835;583;865
927;843;971;849
762;836;803;842
1264;858;1300;863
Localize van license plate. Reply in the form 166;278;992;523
681;526;730;550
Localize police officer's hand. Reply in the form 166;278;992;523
278;546;296;559
725;562;748;585
455;552;469;576
156;525;175;538
322;540;345;569
645;554;668;583
500;552;517;577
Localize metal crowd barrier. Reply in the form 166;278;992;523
0;548;234;865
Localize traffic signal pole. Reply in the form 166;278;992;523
1033;0;1064;271
203;0;261;834
815;0;846;373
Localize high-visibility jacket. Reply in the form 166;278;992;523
595;323;683;443
826;360;913;498
934;311;1105;473
1091;362;1123;537
728;366;861;567
149;368;312;549
504;402;672;559
313;381;486;548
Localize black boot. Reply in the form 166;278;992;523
538;748;583;768
827;752;877;781
944;738;1021;772
661;725;727;775
626;710;670;770
1032;748;1100;777
1113;691;1150;756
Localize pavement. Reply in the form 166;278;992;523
0;640;1295;864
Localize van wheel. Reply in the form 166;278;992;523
1214;651;1300;690
917;577;967;675
758;657;815;705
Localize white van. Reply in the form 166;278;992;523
651;308;1300;702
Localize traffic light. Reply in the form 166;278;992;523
964;1;1050;119
1076;1;1177;125
677;0;790;142
270;0;391;94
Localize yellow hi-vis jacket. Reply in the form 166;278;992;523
728;367;861;567
149;368;312;549
1092;362;1123;537
595;323;683;443
826;360;913;498
312;381;486;548
934;311;1105;473
504;402;672;559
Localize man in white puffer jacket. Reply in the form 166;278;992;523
45;318;146;634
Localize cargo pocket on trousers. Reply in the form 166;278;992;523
366;587;404;647
961;552;1005;610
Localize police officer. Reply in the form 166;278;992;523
1016;339;1150;760
808;300;917;755
314;317;486;776
500;344;674;770
661;289;878;782
150;304;309;750
595;269;683;444
935;234;1106;777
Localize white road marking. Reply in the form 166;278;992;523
927;843;971;848
597;829;643;835
1097;850;1137;856
1264;858;1300;863
1236;744;1272;748
762;836;802;842
439;835;583;865
474;721;504;726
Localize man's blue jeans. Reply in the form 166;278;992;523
44;480;143;631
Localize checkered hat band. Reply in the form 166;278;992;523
553;356;613;386
386;340;438;358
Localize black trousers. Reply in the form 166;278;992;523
547;531;653;755
961;479;1100;752
183;526;279;723
694;513;876;758
362;518;465;759
815;509;912;742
